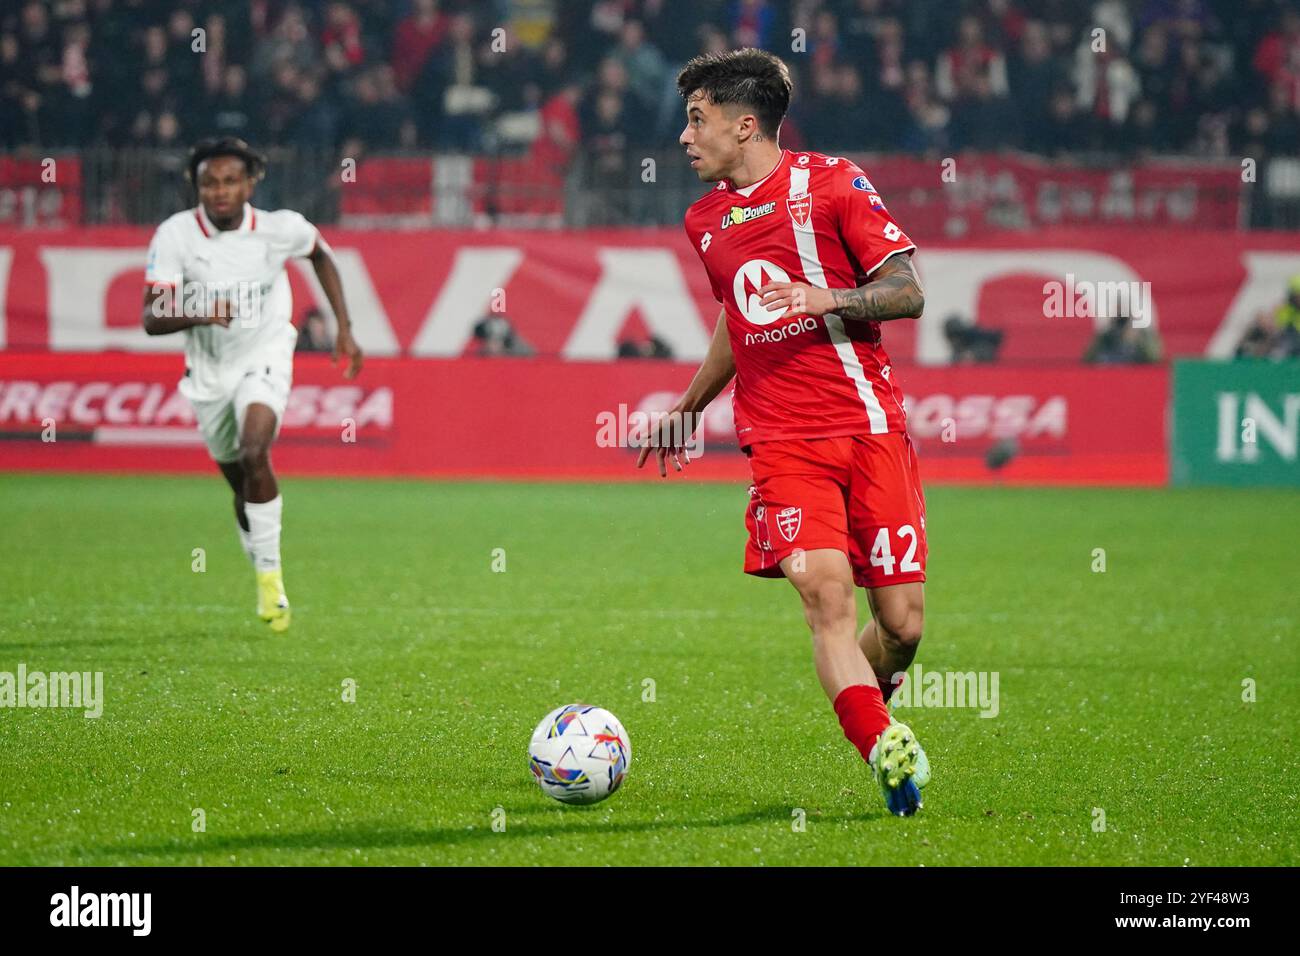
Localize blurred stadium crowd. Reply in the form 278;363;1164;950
3;0;1299;161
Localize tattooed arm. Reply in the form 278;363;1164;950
758;252;924;322
829;253;924;321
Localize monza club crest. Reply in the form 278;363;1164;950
787;192;812;227
776;506;802;542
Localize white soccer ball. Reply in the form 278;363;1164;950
528;704;631;805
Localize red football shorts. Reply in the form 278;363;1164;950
743;432;928;589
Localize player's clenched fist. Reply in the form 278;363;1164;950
205;294;235;328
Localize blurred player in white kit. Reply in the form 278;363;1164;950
141;138;363;632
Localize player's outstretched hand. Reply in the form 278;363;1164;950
635;407;696;478
334;329;364;379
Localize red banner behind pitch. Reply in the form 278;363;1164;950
2;227;1297;362
0;353;1166;484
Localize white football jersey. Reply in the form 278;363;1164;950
145;203;318;400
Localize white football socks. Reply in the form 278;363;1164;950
237;523;255;566
243;495;283;572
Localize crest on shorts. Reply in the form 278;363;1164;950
776;506;802;542
787;192;812;227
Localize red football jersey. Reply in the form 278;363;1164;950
684;149;917;445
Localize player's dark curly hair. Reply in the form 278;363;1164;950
184;137;266;187
676;48;793;139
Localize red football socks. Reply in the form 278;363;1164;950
833;684;892;762
882;672;905;703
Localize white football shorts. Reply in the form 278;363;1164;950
183;346;294;463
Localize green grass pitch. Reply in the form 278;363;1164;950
1;473;1296;866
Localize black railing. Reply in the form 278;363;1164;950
2;147;1297;230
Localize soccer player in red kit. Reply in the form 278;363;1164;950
637;48;931;815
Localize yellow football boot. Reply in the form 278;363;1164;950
256;569;291;633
